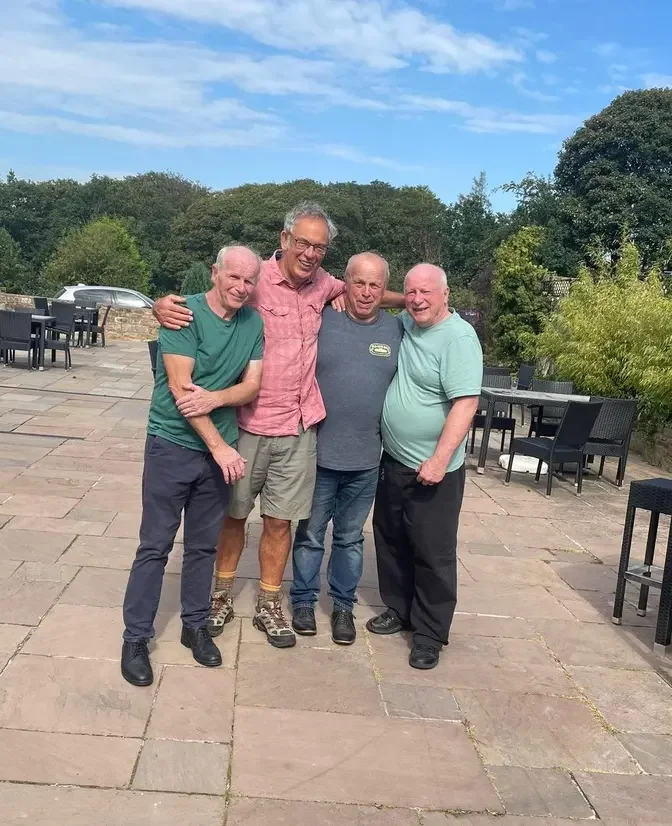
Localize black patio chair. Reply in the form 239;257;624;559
505;400;603;497
514;363;535;424
85;305;111;348
33;297;50;314
527;378;574;437
583;397;638;488
470;372;517;456
0;310;37;369
148;340;158;378
483;366;511;376
46;300;76;369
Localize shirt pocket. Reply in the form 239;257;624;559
302;301;323;338
258;304;291;338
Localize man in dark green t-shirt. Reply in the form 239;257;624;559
121;246;264;687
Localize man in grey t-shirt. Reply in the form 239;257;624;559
290;253;402;644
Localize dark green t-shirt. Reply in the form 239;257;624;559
147;293;264;452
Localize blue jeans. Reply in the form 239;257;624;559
291;465;379;612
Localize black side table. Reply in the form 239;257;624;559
612;478;672;654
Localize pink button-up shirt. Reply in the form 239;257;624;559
238;252;345;437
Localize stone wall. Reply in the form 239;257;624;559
631;428;672;473
0;292;158;341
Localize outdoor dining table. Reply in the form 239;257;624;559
475;386;591;474
30;314;56;371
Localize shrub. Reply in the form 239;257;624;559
180;262;212;295
536;243;672;428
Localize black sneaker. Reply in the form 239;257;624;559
331;609;356;645
409;643;440;670
366;609;408;635
292;606;317;636
121;640;153;686
181;625;223;667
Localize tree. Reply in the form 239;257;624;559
0;228;38;294
555;89;672;267
42;217;149;296
180;262;212;295
490;227;553;366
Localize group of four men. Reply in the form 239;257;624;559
120;202;483;687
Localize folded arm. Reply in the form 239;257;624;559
163;354;246;483
176;359;263;419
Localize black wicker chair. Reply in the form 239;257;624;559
0;310;37;369
583;397;638;487
527;378;574;437
483;366;510;377
46;300;76;369
517;364;535;390
470;372;517;455
86;305;111;348
148;340;158;378
505;399;603;497
33;297;50;314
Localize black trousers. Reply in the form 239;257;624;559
123;435;231;641
372;452;465;648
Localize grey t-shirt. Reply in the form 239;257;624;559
316;307;402;471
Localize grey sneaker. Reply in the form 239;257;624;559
253;592;296;648
207;590;235;638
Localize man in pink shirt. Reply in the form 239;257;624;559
153;202;402;648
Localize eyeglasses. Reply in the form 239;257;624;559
290;234;328;257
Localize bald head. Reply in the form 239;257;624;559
403;262;450;328
215;245;261;274
404;263;447;290
345;252;390;285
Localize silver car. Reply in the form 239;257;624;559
54;285;154;309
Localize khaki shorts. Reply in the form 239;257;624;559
229;425;317;521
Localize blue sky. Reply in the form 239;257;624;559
1;0;671;209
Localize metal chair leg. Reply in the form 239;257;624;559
613;503;636;624
637;511;660;616
504;451;515;485
653;523;672;654
575;461;583;495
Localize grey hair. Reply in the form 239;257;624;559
404;263;448;289
284;201;338;243
215;245;262;272
345;252;390;286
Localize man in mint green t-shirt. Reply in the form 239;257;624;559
367;263;483;671
121;246;264;688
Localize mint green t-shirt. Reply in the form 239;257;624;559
381;310;483;472
147;294;264;452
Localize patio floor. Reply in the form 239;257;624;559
0;342;671;825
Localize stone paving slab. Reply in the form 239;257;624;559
0;342;671;823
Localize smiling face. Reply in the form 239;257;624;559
210;248;260;318
345;254;387;322
279;216;330;286
404;265;449;328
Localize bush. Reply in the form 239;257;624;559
42;217;149;296
536;242;672;428
180;262;212;295
490;226;553;367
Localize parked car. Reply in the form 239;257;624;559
54;285;154;309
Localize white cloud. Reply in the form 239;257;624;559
322;144;421;171
103;0;522;73
536;49;557;64
400;94;578;134
641;73;672;88
510;70;558;102
496;0;535;10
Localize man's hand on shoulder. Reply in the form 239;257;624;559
154;294;193;330
176;384;220;418
330;293;346;313
212;444;247;484
417;455;447;486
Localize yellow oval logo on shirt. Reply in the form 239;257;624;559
369;343;391;357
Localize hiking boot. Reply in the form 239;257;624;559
366;609;409;635
253;592;296;648
331;609;356;645
207;589;235;637
292;606;317;636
